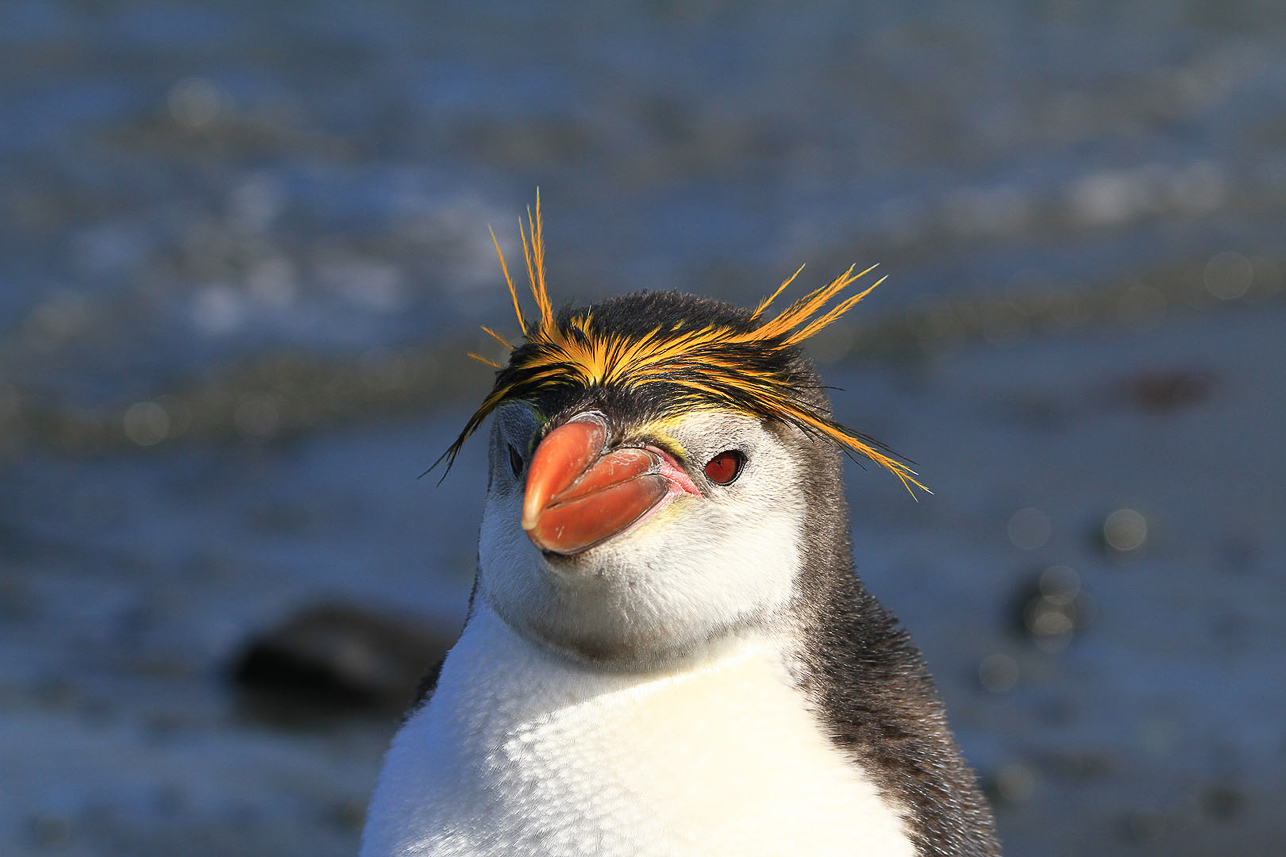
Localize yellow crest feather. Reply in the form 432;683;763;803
437;197;927;497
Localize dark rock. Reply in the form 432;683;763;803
1202;784;1248;821
1095;507;1150;556
27;813;73;849
1122;367;1215;413
981;761;1038;807
231;604;456;721
1010;565;1095;651
1121;807;1169;843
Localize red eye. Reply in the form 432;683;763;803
703;451;745;485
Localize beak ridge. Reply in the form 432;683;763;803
521;415;669;555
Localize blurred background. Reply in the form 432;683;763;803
2;1;1284;854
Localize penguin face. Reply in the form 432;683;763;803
477;401;808;668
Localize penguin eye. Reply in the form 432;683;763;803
703;450;745;485
508;444;524;478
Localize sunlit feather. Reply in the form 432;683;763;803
440;200;927;496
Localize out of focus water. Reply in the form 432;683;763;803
3;2;1285;855
5;0;1286;407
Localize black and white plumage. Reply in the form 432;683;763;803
361;205;999;857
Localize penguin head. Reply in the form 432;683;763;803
475;294;834;668
440;201;924;669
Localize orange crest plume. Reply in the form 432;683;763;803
438;193;928;496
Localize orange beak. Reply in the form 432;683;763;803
521;415;670;555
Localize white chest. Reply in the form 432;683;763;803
361;609;915;857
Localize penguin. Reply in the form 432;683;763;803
361;200;1000;857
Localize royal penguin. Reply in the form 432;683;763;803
361;199;1000;857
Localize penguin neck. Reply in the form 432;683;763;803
450;603;790;718
364;601;918;857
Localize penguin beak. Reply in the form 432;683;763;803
521;414;671;556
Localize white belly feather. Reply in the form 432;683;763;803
361;607;915;857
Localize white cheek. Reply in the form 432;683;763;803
476;444;806;660
608;482;804;634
